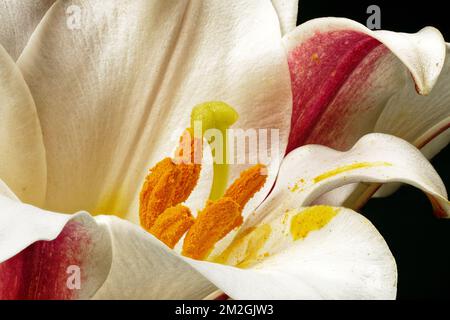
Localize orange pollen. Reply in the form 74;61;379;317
139;130;202;232
174;129;202;165
139;158;179;231
140;134;268;260
182;197;243;260
223;164;268;208
182;164;268;260
149;205;195;249
173;130;202;204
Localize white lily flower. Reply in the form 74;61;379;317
0;0;449;300
1;132;449;299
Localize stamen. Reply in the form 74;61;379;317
139;103;270;262
182;198;243;260
139;158;180;231
174;129;202;164
139;132;202;232
224;164;268;208
182;164;267;260
172;130;202;204
149;205;195;249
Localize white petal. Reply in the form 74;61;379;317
17;0;292;219
374;126;449;199
375;43;450;153
0;196;216;299
283;17;446;153
323;50;450;200
0;0;55;60
283;19;449;205
0;195;111;299
312;184;359;207
372;27;445;95
283;17;445;96
373;42;450;198
0;178;18;201
186;206;396;300
0;44;46;205
93;216;216;300
271;0;298;35
420;128;450;162
246;133;449;227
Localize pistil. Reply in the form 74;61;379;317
190;101;238;200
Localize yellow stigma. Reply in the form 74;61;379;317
191;101;239;200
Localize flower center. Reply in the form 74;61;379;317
139;102;267;261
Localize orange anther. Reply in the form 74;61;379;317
149;205;195;249
223;164;268;208
181;164;268;260
182;198;243;260
139;131;202;232
173;130;202;204
174;129;202;165
139;158;180;231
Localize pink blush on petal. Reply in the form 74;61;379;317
287;30;384;152
0;221;92;300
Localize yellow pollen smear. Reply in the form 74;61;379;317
149;205;195;249
313;162;392;183
236;224;272;269
290;206;339;241
93;190;128;218
182;164;268;260
213;224;272;269
290;178;305;192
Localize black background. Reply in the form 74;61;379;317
297;0;450;299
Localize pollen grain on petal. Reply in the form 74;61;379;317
313;162;392;183
290;206;339;241
223;164;268;208
149;205;195;249
182;197;243;260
